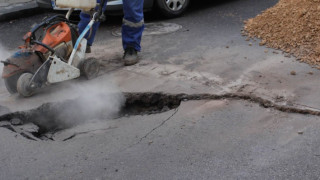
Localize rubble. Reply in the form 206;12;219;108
244;0;320;67
290;71;297;75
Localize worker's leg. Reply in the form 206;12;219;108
122;0;145;51
78;0;108;46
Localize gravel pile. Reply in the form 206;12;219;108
244;0;320;67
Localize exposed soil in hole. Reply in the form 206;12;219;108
0;93;182;140
121;93;182;115
2;92;320;141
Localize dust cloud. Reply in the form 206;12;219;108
0;42;125;131
70;81;125;119
0;44;11;85
41;81;126;130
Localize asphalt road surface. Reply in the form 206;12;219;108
2;0;320;179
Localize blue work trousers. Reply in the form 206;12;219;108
78;0;144;51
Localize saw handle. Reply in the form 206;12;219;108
33;40;66;62
94;0;106;21
27;15;67;43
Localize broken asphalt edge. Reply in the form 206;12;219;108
2;92;320;123
1;91;319;141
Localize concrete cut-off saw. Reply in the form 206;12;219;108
1;0;106;97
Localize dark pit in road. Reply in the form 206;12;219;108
2;92;320;141
0;93;183;141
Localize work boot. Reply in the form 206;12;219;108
123;47;139;66
86;45;91;53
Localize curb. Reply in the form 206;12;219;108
0;1;40;22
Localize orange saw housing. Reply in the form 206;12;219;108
34;22;73;54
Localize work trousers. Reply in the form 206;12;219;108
78;0;145;51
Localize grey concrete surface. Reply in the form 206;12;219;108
1;100;320;180
1;0;320;179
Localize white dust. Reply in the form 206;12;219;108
0;44;11;85
0;42;125;127
56;80;126;128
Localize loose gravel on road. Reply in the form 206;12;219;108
244;0;320;67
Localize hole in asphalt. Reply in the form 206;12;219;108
2;92;320;141
0;93;183;141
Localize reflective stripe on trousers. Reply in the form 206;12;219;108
122;0;144;51
123;18;144;28
78;0;144;51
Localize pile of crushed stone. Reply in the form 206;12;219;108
244;0;320;67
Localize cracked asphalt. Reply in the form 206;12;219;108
1;0;320;179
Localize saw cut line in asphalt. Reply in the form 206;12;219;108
112;22;182;37
1;92;320;141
